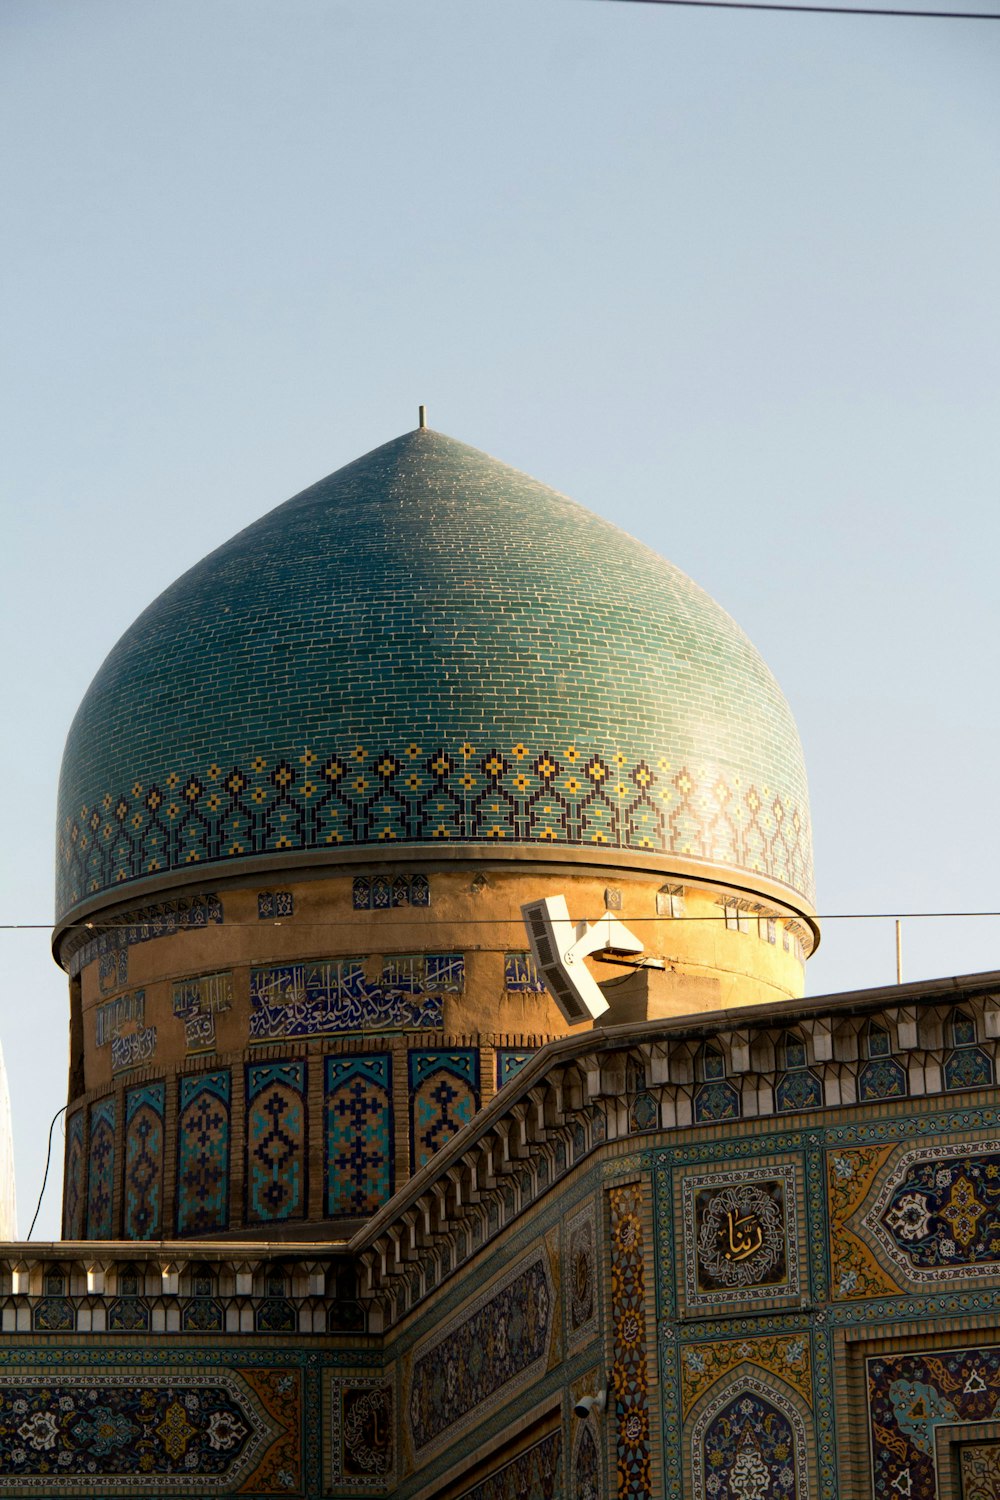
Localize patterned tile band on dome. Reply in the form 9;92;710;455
56;743;813;916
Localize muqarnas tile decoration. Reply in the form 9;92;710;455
352;873;430;909
864;1140;1000;1282
176;1069;230;1236
565;1200;598;1351
67;893;223;980
408;1250;554;1452
63;1109;85;1239
123;1081;165;1240
775;1068;823;1112
504;951;546;993
248;953;460;1041
245;1061;307;1225
32;1295;75;1332
409;1049;479;1172
858;1056;907;1101
690;1377;809;1500
0;1362;301;1493
173;971;232;1053
257;889;294;919
867;1345;1000;1500
497;1049;536;1089
609;1183;651;1500
328;1376;395;1490
682;1164;799;1308
453;1431;563;1500
693;1079;741;1123
325;1055;393;1218
58;745;813;914
944;1045;994;1090
87;1096;116;1238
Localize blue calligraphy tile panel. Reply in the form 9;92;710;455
249;954;461;1041
503;952;546;993
325;1055;394;1218
409;1050;479;1172
245;1061;307;1225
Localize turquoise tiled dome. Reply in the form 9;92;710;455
56;428;813;920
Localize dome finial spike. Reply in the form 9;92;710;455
418;404;427;430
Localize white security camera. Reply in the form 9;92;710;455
573;1391;607;1419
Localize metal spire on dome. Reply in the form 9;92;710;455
418;404;427;429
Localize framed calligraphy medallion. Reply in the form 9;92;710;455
680;1162;801;1310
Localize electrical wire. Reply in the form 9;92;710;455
599;0;1000;17
26;1105;66;1242
6;910;1000;931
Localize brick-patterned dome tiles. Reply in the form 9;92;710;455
56;429;813;919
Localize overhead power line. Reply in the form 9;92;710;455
600;0;1000;18
8;910;1000;932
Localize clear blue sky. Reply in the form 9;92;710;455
2;0;998;1237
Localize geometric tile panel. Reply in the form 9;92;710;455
58;739;815;919
691;1377;809;1500
86;1096;116;1239
245;1061;307;1226
944;1046;994;1091
409;1050;479;1173
961;1441;1000;1500
693;1080;741;1123
325;1055;393;1219
123;1082;165;1240
858;1057;907;1102
565;1200;599;1352
864;1140;1000;1282
775;1068;823;1112
176;1070;231;1237
609;1182;651;1500
454;1430;563;1500
867;1344;1000;1500
62;1109;85;1240
496;1049;536;1090
408;1250;554;1452
0;1360;301;1493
